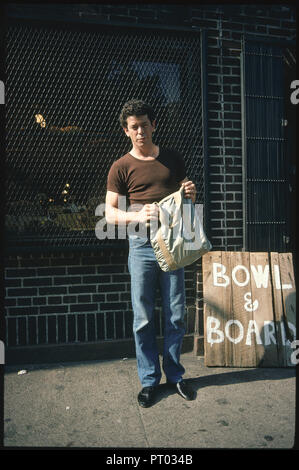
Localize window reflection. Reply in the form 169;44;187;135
35;113;46;128
108;61;181;105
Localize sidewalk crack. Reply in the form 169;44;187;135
128;365;150;448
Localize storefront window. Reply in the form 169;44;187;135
5;23;203;248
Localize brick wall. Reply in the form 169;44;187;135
5;4;296;362
4;247;197;350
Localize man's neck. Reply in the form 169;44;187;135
130;144;159;160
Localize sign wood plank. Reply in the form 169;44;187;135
270;252;285;366
231;251;257;367
221;251;233;366
202;251;296;367
279;253;296;366
250;252;278;366
203;251;226;366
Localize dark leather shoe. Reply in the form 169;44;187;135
166;379;195;401
176;380;196;400
137;386;157;408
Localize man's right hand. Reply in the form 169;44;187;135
135;204;159;224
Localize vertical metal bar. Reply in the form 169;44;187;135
16;317;19;346
268;53;271;250
46;315;49;344
36;315;39;345
240;35;248;251
75;314;78;342
55;314;58;343
85;313;88;342
218;15;228;250
122;311;125;339
63;315;66;343
200;29;211;240
94;312;98;341
25;315;29;345
104;312;107;340
66;314;68;343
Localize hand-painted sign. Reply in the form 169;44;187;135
202;252;296;367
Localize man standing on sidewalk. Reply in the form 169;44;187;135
105;99;196;407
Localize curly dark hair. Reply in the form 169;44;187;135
119;99;156;128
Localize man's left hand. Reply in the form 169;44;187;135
181;180;196;204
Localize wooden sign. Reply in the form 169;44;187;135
202;252;296;367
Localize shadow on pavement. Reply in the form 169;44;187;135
150;368;295;405
188;367;295;391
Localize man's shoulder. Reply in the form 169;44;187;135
160;147;184;159
107;153;131;192
109;152;131;170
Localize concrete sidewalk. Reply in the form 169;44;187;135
3;352;296;449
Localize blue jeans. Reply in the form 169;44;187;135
128;235;186;387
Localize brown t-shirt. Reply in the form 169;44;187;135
107;147;186;206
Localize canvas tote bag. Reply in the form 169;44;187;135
150;186;212;272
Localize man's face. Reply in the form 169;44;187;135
123;114;156;148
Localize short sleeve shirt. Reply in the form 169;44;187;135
107;147;186;206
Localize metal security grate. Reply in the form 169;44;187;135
5;312;133;347
5;309;167;347
5;21;204;249
241;39;295;252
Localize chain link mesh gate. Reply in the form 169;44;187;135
6;20;205;249
5;19;205;349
